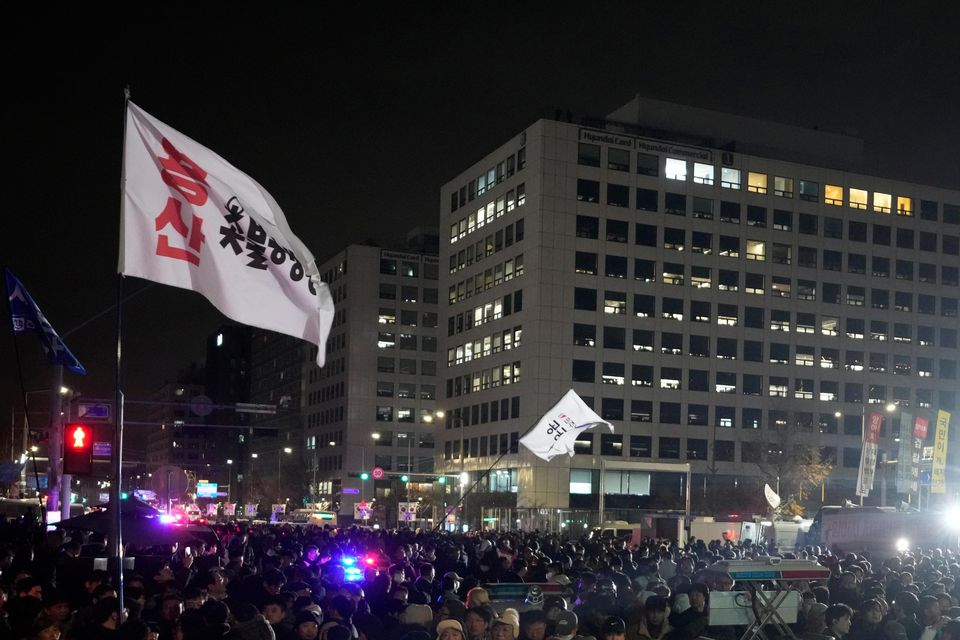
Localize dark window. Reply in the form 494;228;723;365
747;205;766;227
718;270;739;291
848;253;866;274
601;399;624;421
920;199;939;221
773;210;793;231
634;259;656;282
823;283;841;304
577;179;600;203
571;360;595;383
849;221;867;242
605;255;628;278
897;228;915;249
799;213;818;235
945;203;960;224
636;188;658;211
823;250;842;271
717;337;737;360
720;201;741;223
573;323;595;347
896;260;913;281
576;215;599;239
872;256;890;278
920;232;938;252
635;224;657;247
574;252;597;275
607;183;629;208
664;192;686;215
637;153;659;176
659;402;681;424
603;326;625;350
659;437;680;459
688;369;709;392
742;407;762;429
688;404;709;426
630;435;652;456
631;401;653;423
600;434;623;456
873;224;891;246
715;440;735;462
687;439;708;460
693;197;713;220
824;217;843;239
945;235;960;256
744;307;764;329
633;294;655;318
574;288;596;311
578;143;600;167
606;219;628;243
608;147;630;172
744;341;763;362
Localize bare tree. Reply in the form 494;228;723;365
755;416;832;516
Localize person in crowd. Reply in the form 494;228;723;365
630;594;670;640
824;604;853;639
464;606;491;640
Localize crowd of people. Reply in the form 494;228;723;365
2;510;960;640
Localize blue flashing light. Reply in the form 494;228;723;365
340;556;357;567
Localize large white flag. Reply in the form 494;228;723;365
520;389;614;461
120;102;334;365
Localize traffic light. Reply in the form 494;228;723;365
400;475;409;483
63;423;93;475
437;476;446;484
359;471;369;481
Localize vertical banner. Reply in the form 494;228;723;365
856;412;883;497
931;410;951;494
896;412;914;494
911;416;928;494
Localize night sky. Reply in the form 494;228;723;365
4;5;959;434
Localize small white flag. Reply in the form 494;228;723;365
120;102;334;365
520;389;614;461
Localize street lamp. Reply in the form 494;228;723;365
226;460;233;503
278;447;292;502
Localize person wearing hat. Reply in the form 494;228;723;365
291;609;322;640
599;616;626;640
437;619;466;640
441;572;464;604
550;610;589;640
492;608;520;640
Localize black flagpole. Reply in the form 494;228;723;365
432;413;546;534
2;268;46;521
111;86;132;615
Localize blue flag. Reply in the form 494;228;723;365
5;268;86;374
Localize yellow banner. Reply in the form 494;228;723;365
931;410;951;494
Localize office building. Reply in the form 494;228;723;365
246;233;441;522
438;96;959;528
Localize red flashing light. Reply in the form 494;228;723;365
71;425;89;449
364;555;376;566
63;423;94;475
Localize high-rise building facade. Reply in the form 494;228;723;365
438;97;959;527
244;235;441;522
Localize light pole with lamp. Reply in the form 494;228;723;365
278;447;292;505
879;403;899;508
226;459;233;504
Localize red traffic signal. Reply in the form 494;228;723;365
64;423;93;475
